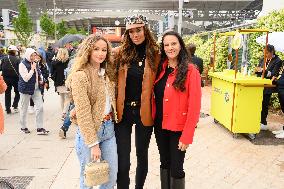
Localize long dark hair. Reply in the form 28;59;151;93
116;26;159;71
158;31;191;92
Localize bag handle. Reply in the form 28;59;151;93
7;55;19;77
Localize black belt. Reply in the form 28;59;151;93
125;101;141;107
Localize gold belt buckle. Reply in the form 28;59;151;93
131;101;136;106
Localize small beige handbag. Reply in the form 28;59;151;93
84;160;110;187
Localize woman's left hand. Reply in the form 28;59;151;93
178;141;189;151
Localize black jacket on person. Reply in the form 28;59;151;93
191;54;204;87
51;59;69;88
37;61;50;94
256;55;282;94
191;55;203;75
0;54;20;82
46;49;54;64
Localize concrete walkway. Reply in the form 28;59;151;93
0;86;283;189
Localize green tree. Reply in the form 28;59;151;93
66;27;78;34
56;20;68;39
248;9;284;68
78;28;88;35
40;12;55;38
12;0;33;47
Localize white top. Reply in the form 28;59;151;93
98;68;112;115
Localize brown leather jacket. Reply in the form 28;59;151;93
116;53;160;126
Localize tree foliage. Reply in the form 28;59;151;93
12;0;33;47
248;9;284;67
40;12;55;38
56;20;69;39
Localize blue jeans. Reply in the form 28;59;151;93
75;120;118;189
62;103;74;131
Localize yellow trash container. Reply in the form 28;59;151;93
209;70;272;134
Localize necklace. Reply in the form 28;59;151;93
168;62;177;69
138;54;146;67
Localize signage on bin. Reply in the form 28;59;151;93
224;92;230;103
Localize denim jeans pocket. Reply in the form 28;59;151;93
97;121;115;142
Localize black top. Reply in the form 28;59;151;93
191;55;203;74
0;54;21;81
154;65;174;124
125;41;146;102
256;55;282;94
51;59;69;87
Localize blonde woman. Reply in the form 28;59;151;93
67;34;117;189
51;48;70;119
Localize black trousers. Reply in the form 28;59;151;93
261;93;272;125
115;106;153;189
278;92;284;129
278;92;284;113
4;79;20;111
154;121;186;179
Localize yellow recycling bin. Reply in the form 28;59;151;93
209;70;272;135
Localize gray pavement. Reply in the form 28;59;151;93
0;86;283;189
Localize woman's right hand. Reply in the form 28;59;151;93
91;144;101;161
31;62;36;70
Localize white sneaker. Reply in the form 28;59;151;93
28;106;35;114
272;130;284;135
275;131;284;139
260;124;268;131
13;108;19;113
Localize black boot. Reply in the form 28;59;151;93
160;168;170;189
59;126;67;139
170;177;185;189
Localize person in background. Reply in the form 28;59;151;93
0;47;5;61
52;48;70;120
59;50;77;139
68;34;118;189
187;43;204;87
65;43;75;57
272;64;284;138
0;76;7;134
153;31;201;189
255;44;282;130
0;45;21;114
29;52;50;113
46;45;55;76
38;46;46;63
18;48;49;135
114;14;160;189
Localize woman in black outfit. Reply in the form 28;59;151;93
51;48;69;119
114;14;160;189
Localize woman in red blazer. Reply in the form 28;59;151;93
152;31;201;189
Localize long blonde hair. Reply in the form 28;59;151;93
56;48;69;62
67;34;116;86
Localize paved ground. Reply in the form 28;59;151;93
0;85;283;189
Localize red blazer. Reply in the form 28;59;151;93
152;60;201;144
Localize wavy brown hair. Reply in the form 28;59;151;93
116;26;159;71
158;31;191;92
67;34;116;84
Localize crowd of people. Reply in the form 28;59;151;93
0;13;283;189
0;41;76;135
